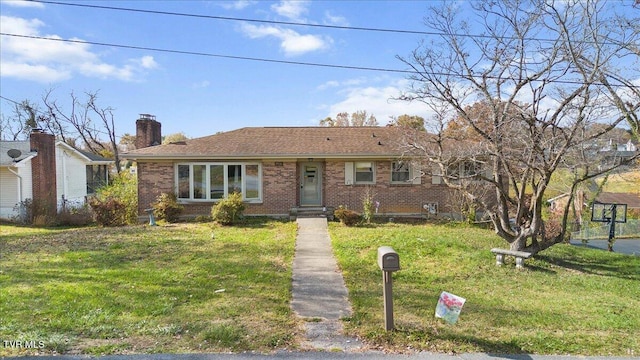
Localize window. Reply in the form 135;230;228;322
209;165;224;199
449;161;482;180
354;162;375;183
391;161;410;183
178;164;190;198
176;163;262;202
86;165;108;194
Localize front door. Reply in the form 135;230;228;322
300;163;322;206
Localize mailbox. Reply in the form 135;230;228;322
377;246;400;271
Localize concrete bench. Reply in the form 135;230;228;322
490;248;532;269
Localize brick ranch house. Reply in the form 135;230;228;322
122;117;463;219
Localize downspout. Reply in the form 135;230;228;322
7;166;23;203
61;150;68;201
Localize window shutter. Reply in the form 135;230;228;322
411;163;422;185
345;162;354;185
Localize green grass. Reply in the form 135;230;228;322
329;222;640;356
598;170;640;194
2;219;639;356
0;220;299;356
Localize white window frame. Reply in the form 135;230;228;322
175;162;262;202
391;161;422;185
354;161;376;184
391;161;411;184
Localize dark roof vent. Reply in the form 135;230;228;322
372;132;376;137
378;141;383;146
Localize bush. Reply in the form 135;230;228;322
89;197;127;226
152;192;183;223
211;192;245;225
57;204;94;226
334;206;361;226
93;172;138;225
12;198;52;225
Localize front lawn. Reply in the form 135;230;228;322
2;220;638;356
330;222;640;356
0;220;298;356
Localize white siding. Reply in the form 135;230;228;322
56;148;88;206
0;162;33;220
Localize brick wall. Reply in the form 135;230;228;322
136;158;460;218
137;161;174;213
30;131;57;216
324;160;456;216
260;161;297;215
136;160;299;217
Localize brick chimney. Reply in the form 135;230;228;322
30;129;57;217
135;114;162;149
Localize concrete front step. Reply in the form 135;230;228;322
289;206;335;220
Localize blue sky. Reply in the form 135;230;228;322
1;0;437;139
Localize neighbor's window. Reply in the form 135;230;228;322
391;161;410;183
355;161;375;183
176;163;262;202
86;164;108;194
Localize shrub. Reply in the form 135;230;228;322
211;192;245;225
362;187;375;224
12;198;51;225
334;206;361;226
89;197;127;226
93;172;138;225
57;204;94;226
152;192;184;223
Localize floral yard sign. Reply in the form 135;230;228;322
435;291;466;324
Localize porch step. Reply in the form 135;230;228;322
290;206;335;220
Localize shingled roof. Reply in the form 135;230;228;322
122;126;424;160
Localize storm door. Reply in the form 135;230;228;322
300;163;322;206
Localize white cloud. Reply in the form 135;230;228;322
240;23;331;56
218;1;256;10
317;77;366;91
324;11;349;26
0;15;158;83
138;55;159;69
1;0;45;8
326;79;434;124
271;0;310;21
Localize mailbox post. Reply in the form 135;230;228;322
377;246;400;331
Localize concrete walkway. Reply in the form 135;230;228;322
290;218;365;351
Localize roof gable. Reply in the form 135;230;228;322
123;126;425;160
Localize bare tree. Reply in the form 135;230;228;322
398;0;640;253
388;114;426;130
0;100;41;141
320;110;379;126
40;89;123;172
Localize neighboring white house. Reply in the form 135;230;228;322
0;138;112;220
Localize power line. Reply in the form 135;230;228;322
34;0;627;46
2;32;637;89
0;32;417;74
